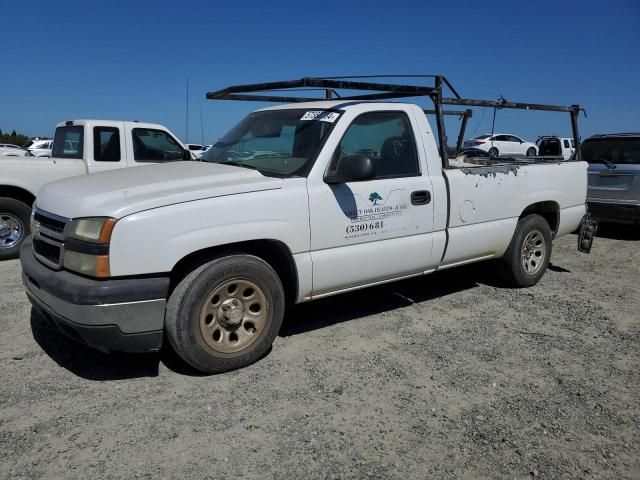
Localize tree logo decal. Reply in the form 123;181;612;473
368;192;383;205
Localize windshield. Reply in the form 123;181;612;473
200;109;341;176
581;138;640;165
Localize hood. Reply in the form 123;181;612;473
36;161;283;219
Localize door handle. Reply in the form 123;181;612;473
411;190;431;205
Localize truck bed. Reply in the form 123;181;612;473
438;159;588;269
449;155;567;169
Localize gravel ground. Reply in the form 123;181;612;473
1;227;639;479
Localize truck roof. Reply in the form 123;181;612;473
588;132;640;139
55;119;170;130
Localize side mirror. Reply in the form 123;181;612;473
325;155;375;184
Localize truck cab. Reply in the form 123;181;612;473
0;119;191;259
52;120;192;174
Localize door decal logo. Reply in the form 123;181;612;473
368;192;383;205
340;190;409;239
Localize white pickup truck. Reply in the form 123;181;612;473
0;119;192;259
20;77;594;373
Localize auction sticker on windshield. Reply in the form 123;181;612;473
300;111;340;123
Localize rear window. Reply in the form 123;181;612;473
52;126;83;159
581;138;640;165
475;135;491;140
538;138;561;156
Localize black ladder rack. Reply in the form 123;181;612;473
206;75;582;166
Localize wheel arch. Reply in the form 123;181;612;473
519;201;559;237
0;185;36;207
169;239;299;305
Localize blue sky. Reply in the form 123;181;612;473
2;0;638;144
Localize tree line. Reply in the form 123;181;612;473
0;129;31;146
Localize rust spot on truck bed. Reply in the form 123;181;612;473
460;165;521;178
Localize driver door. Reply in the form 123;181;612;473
307;110;436;296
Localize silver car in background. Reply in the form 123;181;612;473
585;133;640;225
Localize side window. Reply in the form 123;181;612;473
330;112;419;179
507;135;522;143
493;135;508;142
132;128;184;162
563;139;570;148
93;127;121;162
52;126;84;159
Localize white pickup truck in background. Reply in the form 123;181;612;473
0;119;192;259
536;136;577;160
20;76;595;374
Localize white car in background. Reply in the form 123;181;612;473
185;143;208;158
464;133;538;157
26;139;53;157
0;144;31;157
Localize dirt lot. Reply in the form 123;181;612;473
0;227;638;479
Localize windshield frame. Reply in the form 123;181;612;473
200;108;343;178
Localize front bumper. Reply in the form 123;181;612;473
21;237;170;353
587;201;640;224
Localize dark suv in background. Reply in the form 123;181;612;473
584;133;640;225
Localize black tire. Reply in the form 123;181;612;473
488;147;499;157
165;254;285;373
526;147;537;156
499;214;552;287
0;197;32;260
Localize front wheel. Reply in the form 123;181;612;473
165;254;285;373
499;214;552;287
0;197;32;260
526;147;537;156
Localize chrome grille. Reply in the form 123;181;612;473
32;208;69;269
33;237;61;264
34;211;65;234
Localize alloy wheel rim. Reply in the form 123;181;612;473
521;229;546;275
199;278;269;353
0;213;23;249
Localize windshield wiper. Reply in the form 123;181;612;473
597;157;617;169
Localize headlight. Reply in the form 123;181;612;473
63;217;116;277
63;250;110;277
67;217;116;243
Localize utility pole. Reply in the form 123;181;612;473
185;78;189;143
200;103;205;146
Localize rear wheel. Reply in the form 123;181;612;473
0;198;31;260
165;254;285;373
526;147;537;156
499;214;552;287
488;147;499;157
